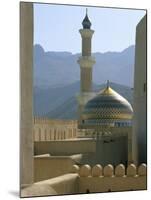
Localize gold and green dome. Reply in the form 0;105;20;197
82;83;133;128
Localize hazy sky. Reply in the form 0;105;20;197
34;3;146;53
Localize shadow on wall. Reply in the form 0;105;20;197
21;163;147;197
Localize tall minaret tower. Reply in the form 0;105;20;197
77;9;95;127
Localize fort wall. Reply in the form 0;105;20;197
22;163;147;197
73;163;147;193
33;117;78;141
34;139;95;155
21;174;79;197
34;156;76;182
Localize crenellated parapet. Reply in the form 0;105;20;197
33;117;78;141
22;163;147;197
71;163;147;177
34;117;77;126
71;163;147;193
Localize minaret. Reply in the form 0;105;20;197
77;9;95;127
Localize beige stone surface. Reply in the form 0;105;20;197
132;15;147;164
115;164;125;177
34;156;76;182
79;29;94;56
33;118;78;141
21;173;79;197
21;184;57;197
138;163;147;176
34;154;50;158
92;164;103;177
77;26;95;125
71;164;80;173
20;2;33;187
103;164;114;177
78;163;147;193
79;165;91;177
78;175;146;193
78;126;132;165
80;67;92;92
34;134;130;166
35;173;79;195
22;164;147;197
34;139;96;155
127;164;137;177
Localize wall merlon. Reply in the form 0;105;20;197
138;163;147;176
92;164;103;177
79;164;91;177
127;164;137;177
115;164;125;177
71;163;147;178
103;164;114;177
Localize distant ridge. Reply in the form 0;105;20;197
34;82;133;120
34;44;135;88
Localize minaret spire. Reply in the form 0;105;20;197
86;8;88;15
107;80;110;88
82;8;91;29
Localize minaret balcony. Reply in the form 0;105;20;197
77;56;95;68
79;29;94;38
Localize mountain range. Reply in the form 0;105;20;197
34;82;133;119
34;44;135;88
33;44;135;119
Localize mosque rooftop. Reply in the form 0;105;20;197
82;81;133;128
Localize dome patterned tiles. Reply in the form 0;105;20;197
82;85;133;127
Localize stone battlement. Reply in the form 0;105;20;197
33;117;78;141
22;163;147;197
71;163;147;193
34;117;77;126
71;163;147;177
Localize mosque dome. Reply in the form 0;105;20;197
82;9;91;29
82;83;133;128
